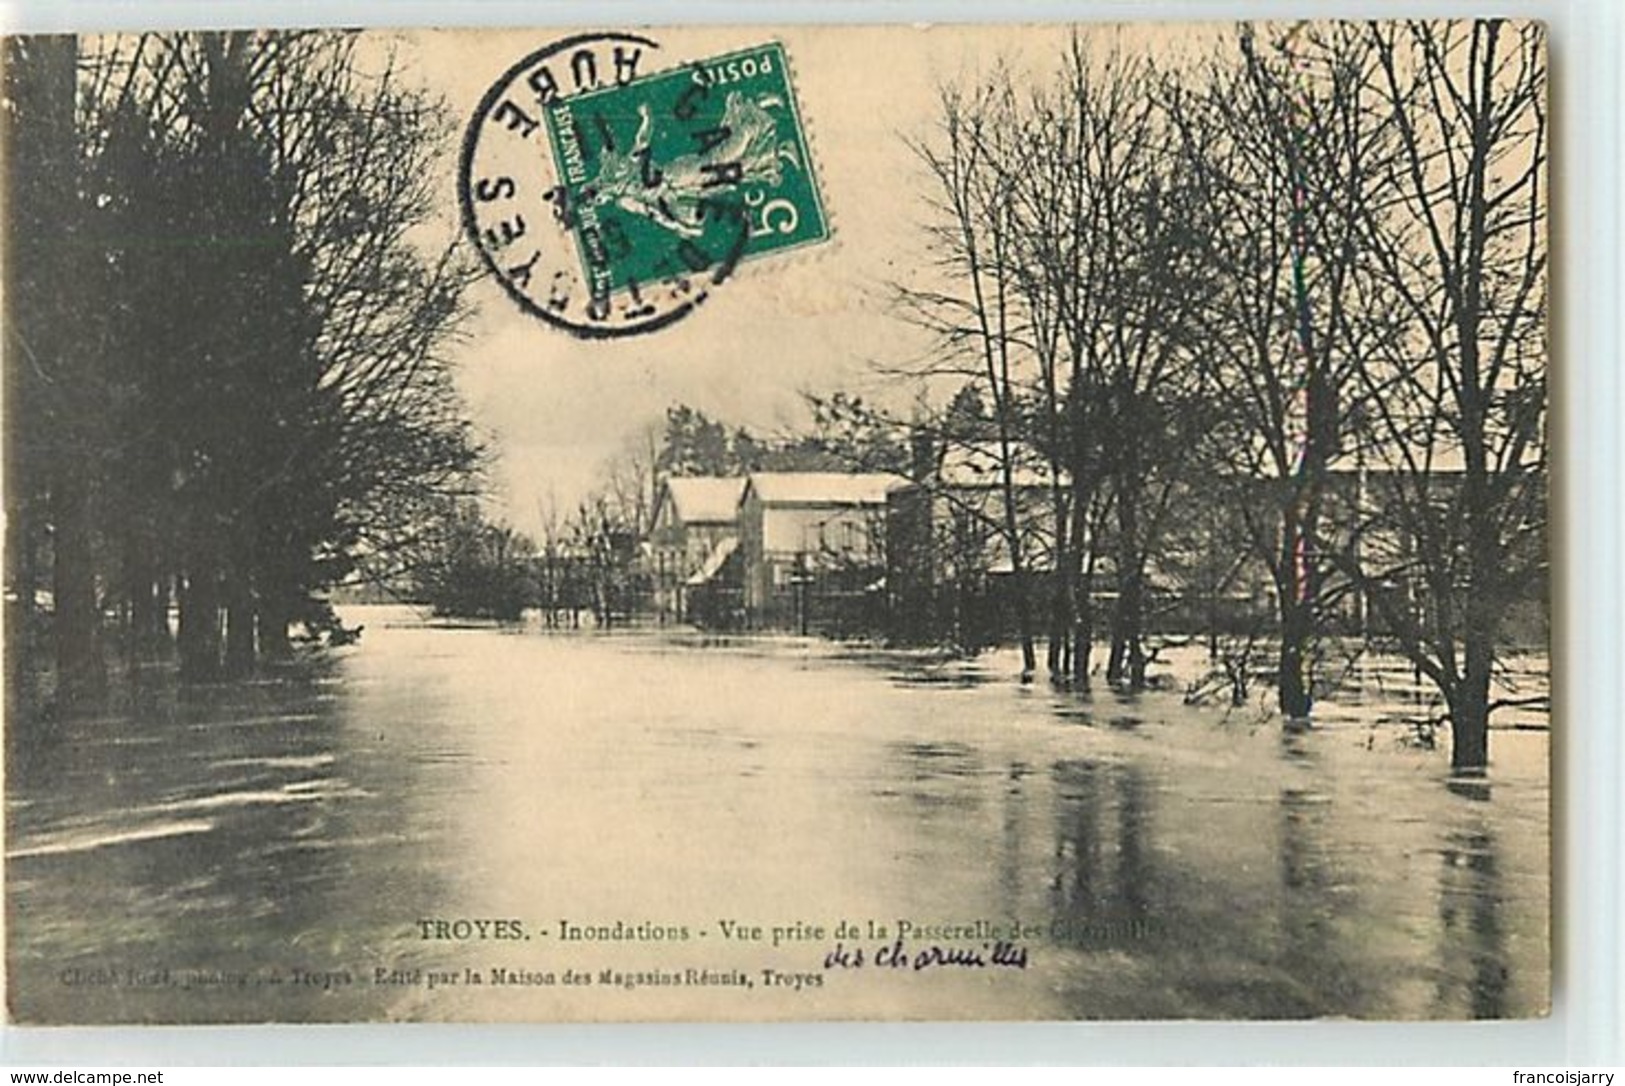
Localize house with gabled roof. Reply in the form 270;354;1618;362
737;471;909;632
648;476;747;623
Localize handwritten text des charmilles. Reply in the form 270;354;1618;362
823;939;1029;972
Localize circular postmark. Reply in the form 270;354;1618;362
460;32;753;339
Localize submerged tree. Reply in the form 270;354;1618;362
901;77;1044;680
890;21;1546;764
3;30;481;699
414;502;535;621
1169;23;1397;718
903;39;1214;690
1334;20;1548;774
1031;42;1212;693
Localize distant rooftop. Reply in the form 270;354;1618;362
745;472;909;506
661;476;746;524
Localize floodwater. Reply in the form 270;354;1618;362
5;606;1549;1023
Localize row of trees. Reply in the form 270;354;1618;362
409;396;910;627
899;21;1547;773
412;503;535;621
656;397;910;480
4;32;481;707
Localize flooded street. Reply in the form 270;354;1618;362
5;606;1549;1023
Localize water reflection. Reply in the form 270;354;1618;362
997;761;1032;913
7;614;1549;1022
6;658;458;1022
1435;819;1509;1019
1279;724;1318;764
1278;789;1331;894
1044;761;1392;1018
1274;786;1366;1015
1446;777;1494;803
886;740;984;813
1049;759;1154;943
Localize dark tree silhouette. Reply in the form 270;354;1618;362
1335;20;1548;774
3;30;482;697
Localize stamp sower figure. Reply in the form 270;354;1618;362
585;92;802;238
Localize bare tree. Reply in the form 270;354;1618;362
1168;23;1399;718
602;422;664;541
901;77;1039;680
1330;20;1547;774
1017;38;1212;691
1003;40;1101;687
901;37;1224;691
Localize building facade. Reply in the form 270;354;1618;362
886;444;1058;648
647;476;746;624
736;472;906;633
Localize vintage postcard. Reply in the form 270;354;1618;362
2;21;1549;1024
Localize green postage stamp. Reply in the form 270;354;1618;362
542;42;829;300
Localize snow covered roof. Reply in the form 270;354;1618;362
744;472;909;507
659;477;746;524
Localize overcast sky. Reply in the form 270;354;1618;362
391;24;1210;535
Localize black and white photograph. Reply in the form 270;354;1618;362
2;20;1550;1025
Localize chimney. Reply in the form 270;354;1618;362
909;425;941;484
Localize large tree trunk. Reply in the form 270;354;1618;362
124;533;169;658
1277;607;1312;718
1450;454;1500;774
1073;555;1096;690
1281;362;1334;719
8;36;104;704
224;574;257;675
1008;570;1036;682
178;563;223;680
1450;633;1494;775
50;466;106;701
6;500;39;713
1067;489;1094;690
1107;571;1148;690
1047;590;1072;681
1277;506;1313;719
1106;488;1147;690
153;575;173;645
1045;485;1073;681
996;456;1036;683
